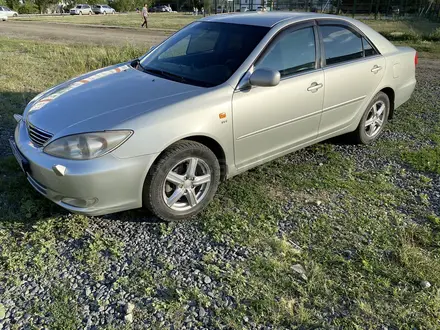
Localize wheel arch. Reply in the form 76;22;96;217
380;87;395;119
146;135;228;183
183;135;227;180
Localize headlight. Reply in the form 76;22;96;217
43;130;133;160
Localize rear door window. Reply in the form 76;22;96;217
320;25;363;65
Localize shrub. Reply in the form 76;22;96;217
111;0;131;12
429;27;440;42
5;0;20;10
18;2;39;14
380;30;421;42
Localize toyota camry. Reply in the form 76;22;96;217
10;12;417;221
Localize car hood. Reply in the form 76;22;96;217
24;63;201;134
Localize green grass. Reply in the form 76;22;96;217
0;32;440;328
15;12;440;37
15;12;197;30
403;147;440;174
13;13;440;57
362;19;440;39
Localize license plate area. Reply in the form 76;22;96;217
9;139;30;174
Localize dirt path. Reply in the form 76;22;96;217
0;21;170;46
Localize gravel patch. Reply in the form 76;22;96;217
0;59;439;329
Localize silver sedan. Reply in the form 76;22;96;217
11;13;417;221
92;5;116;15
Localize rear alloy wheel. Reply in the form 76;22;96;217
350;91;389;144
79;11;82;15
88;11;92;15
144;141;220;221
103;11;106;15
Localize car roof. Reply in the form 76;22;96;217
200;12;329;27
200;12;398;55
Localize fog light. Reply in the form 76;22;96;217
61;197;98;208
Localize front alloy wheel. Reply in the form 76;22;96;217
144;141;220;221
163;157;212;211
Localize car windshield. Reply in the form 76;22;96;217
76;5;81;8
139;22;269;87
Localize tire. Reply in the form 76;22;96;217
112;10;115;14
350;91;390;144
144;140;220;222
103;11;106;15
88;11;92;15
79;11;82;15
13;13;18;17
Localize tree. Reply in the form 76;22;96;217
112;0;154;12
374;0;380;18
204;0;212;13
134;0;155;10
18;2;39;13
112;0;132;11
34;0;58;13
6;0;20;10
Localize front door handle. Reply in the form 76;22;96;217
371;65;383;74
307;82;323;93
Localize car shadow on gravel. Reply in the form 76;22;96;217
103;209;165;224
0;157;166;227
0;90;167;227
0;91;39;158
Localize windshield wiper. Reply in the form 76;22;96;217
142;67;188;83
142;67;214;87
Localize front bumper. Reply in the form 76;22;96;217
13;120;158;216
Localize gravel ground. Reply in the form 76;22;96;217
0;220;252;329
0;58;439;329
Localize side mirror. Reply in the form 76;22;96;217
249;68;280;87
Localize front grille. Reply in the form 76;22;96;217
27;123;53;147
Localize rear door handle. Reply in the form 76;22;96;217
371;65;383;74
307;82;323;93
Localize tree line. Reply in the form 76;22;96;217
1;0;438;18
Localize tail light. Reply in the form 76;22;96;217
415;52;418;66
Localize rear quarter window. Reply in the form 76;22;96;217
363;38;378;57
